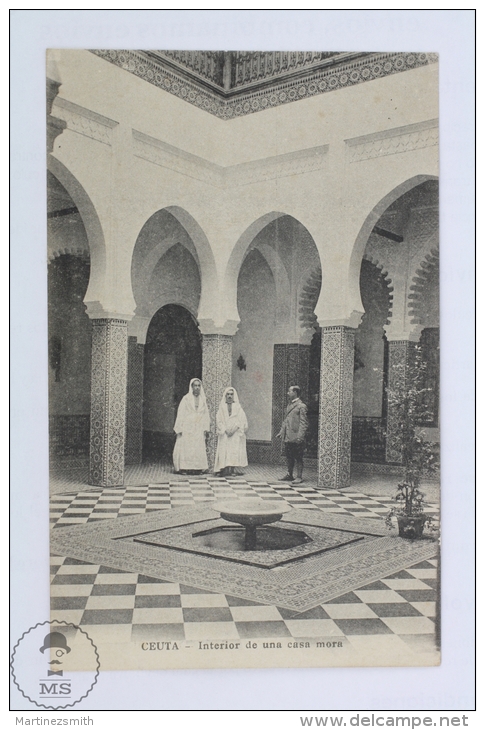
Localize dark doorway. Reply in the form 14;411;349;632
142;304;202;462
48;254;92;460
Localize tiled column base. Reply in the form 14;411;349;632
385;340;417;464
318;327;355;489
271;344;310;461
89;319;128;486
202;334;233;470
125;336;144;465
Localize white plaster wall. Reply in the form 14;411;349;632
131;209;202;315
49;50;439;329
50;51;438;166
50;50;228;165
147;245;201;320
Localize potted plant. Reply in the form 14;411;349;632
385;347;439;540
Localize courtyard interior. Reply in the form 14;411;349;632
50;461;439;665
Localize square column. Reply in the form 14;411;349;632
318;326;355;489
125;336;144;465
89;318;128;486
271;344;310;461
202;334;233;470
385;340;417;464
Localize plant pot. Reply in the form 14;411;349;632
396;514;428;540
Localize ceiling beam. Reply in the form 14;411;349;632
48;206;78;219
372;226;404;243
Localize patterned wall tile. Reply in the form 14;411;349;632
89;319;128;486
49;415;90;459
385;340;417;464
246;439;274;464
318;327;355;489
271;344;310;462
202;334;233;469
271;344;287;461
352;461;404;476
125;337;144;465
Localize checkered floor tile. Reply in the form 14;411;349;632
50;477;439;527
50;477;439;652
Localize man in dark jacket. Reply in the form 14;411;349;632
277;385;308;485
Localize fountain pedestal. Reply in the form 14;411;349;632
212;500;292;550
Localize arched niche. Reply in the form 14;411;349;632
348;174;438;319
231;214;321;449
408;249;440;430
227;212;321;331
48;171;90;262
131;207;216;325
408;249;439;328
232;248;276;441
349;178;439;461
353;259;393;418
47;156;106;306
223;211;320;320
146;242;201;321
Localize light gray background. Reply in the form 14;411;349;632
11;9;475;711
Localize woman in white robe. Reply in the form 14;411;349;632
214;387;248;476
172;378;210;473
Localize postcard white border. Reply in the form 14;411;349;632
10;9;475;711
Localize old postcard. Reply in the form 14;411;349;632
46;48;440;673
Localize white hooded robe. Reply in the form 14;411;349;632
214;387;248;473
172;379;210;471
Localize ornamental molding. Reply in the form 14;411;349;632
48;245;89;263
227;145;329;186
91;50;438;120
384;326;423;343
157;51;345;91
53;97;118;145
133;128;328;187
132;129;220;186
318;311;364;330
198;318;239;336
345;118;438;162
84;300;134;321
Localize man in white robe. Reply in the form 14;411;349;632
214;387;248;476
173;378;210;473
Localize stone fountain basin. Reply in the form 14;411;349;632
212;499;292;527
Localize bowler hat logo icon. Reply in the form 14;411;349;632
11;620;99;709
39;632;71;654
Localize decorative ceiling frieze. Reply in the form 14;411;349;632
345;119;438;163
90;49;438;119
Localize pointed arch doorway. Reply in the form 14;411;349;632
142;304;202;463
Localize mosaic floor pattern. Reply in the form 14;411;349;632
50;476;439;656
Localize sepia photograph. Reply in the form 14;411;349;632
45;46;442;672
